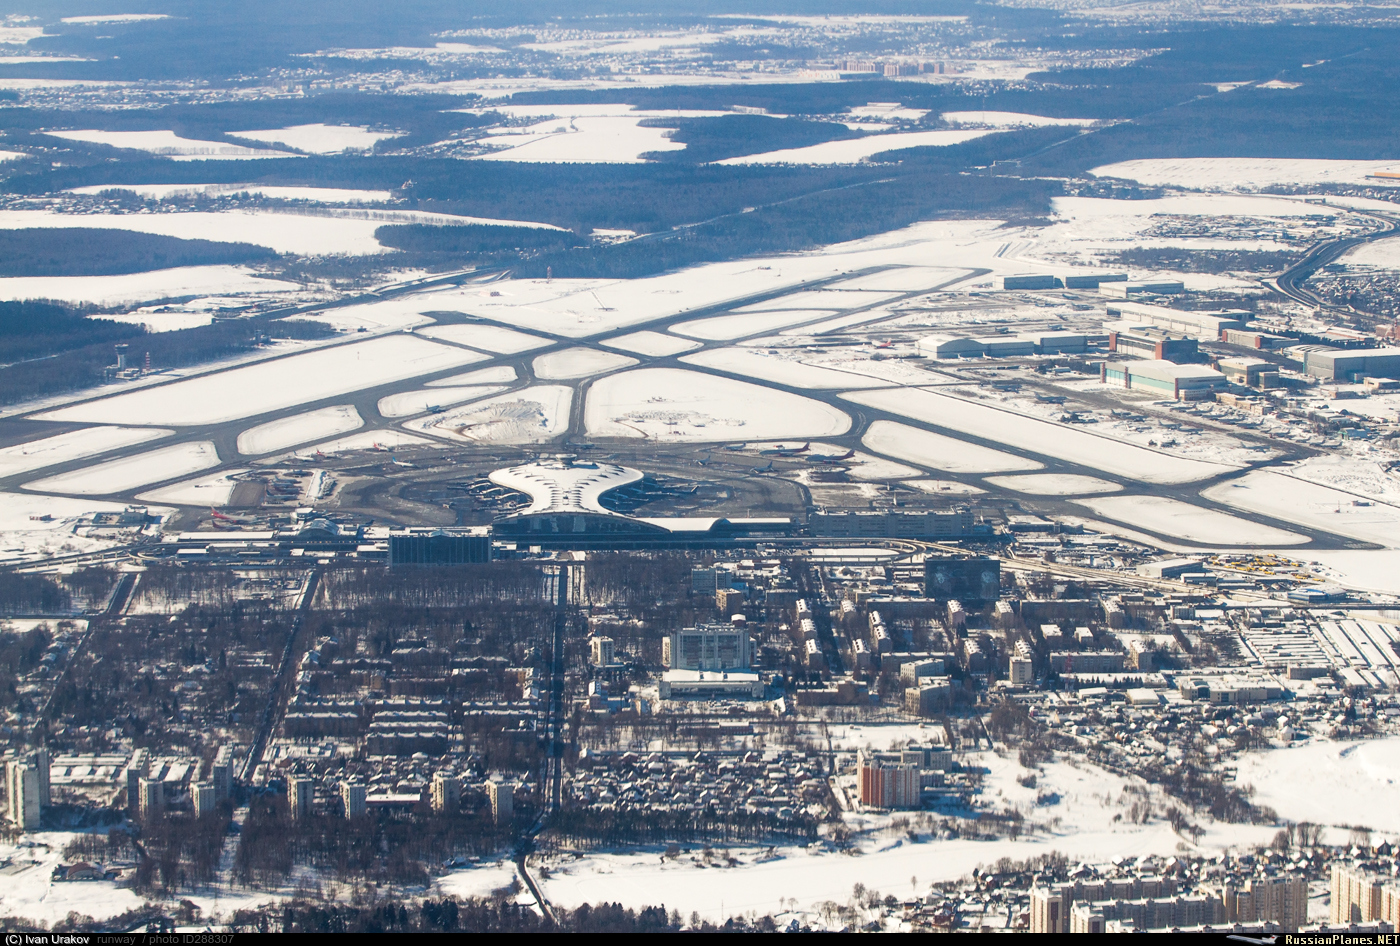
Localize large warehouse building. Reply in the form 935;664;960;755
1101;359;1228;399
1105;301;1248;340
1300;347;1400;382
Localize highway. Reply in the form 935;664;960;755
1271;206;1400;311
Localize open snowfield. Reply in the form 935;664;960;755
861;420;1039;473
0;492;144;562
1073;495;1307;546
984;473;1122;495
846;388;1236;484
540;749;1274;924
299;429;433;455
377;385;507;418
424;365;517;387
584;368;850;442
137;467;249;506
39;335;486;426
681;348;896;389
670;309;837;340
731;289;899;312
532;347;638;380
474;116;686;163
45;129;296;159
435;860;521;900
25;441;219;495
236;405;363;456
405;385;572;444
0;265;300;306
0;832;147;925
1202;471;1400;547
0;426;170;478
716;128;994;165
417;323;553;353
601;331;701;356
232;123;402;154
1234;737;1400;834
1305;551;1400;596
100;309;214;333
1091;157;1400;191
68;183;396;203
831;266;958;292
1339;238;1400;271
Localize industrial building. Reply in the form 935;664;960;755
1105;301;1248;340
658;669;764;700
1099;280;1186;298
1061;272;1127;289
1024;331;1090;354
664;623;754;671
1300;347;1400;382
1106;324;1200;363
1222;327;1291;350
808;508;975;539
1101;359;1228;399
994;274;1056;290
915;334;1034;358
387;528;492;566
1217;356;1276;388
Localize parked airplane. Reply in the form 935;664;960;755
807;449;855;465
760;442;810;457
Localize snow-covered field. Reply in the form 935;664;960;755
1073;495;1307;546
585;368;850;442
424;365;518;387
45;129;296;160
716;128;994;165
39;336;486;426
983;473;1122;495
236;405;363;456
846;388;1237;484
671;309;838;340
137;467;249;506
25;441;219;495
68;183;396;203
1092;157;1400;191
232;123;402;154
1202;471;1400;548
601;331;701;356
681;348;896;390
417;324;553;354
861;420;1039;473
377;385;507;418
0;265;300;306
474;116;686;163
0;426;170;478
532;347;638;380
405;385;573;444
0;492;145;563
1234;737;1400;833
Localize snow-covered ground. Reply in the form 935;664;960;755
584;368;850;442
846;388;1237;484
0;492;145;563
1073;495;1307;546
681;348;897;390
232;123;402;154
137;467;249;506
984;473;1122;495
671;310;838;340
1091;157;1400;191
424;365;518;387
1202;471;1400;548
236;405;363;456
0;426;170;478
716;128;995;165
68;183;396;203
417;323;553;354
0;265;300;306
1234;737;1400;834
601;331;701;356
0;832;147;924
473;116;687;163
377;385;507;418
39;336;486;426
404;385;573;444
44;129;296;160
25;441;219;495
861;419;1039;474
532;347;638;380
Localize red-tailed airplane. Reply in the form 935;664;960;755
807;449;856;465
760;441;810;457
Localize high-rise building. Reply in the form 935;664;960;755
858;755;920;810
138;777;164;821
7;761;40;831
289;777;313;819
33;747;49;807
488;781;513;825
1031;885;1072;934
1069;903;1106;933
431;773;460;813
192;782;217;817
125;748;148;816
663;624;754;671
1009;656;1033;685
341;781;366;819
1332;864;1400;925
1221;875;1307;932
589;637;617;667
211;746;234;801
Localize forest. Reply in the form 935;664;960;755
0;228;274;278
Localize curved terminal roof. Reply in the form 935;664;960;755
489;460;643;516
